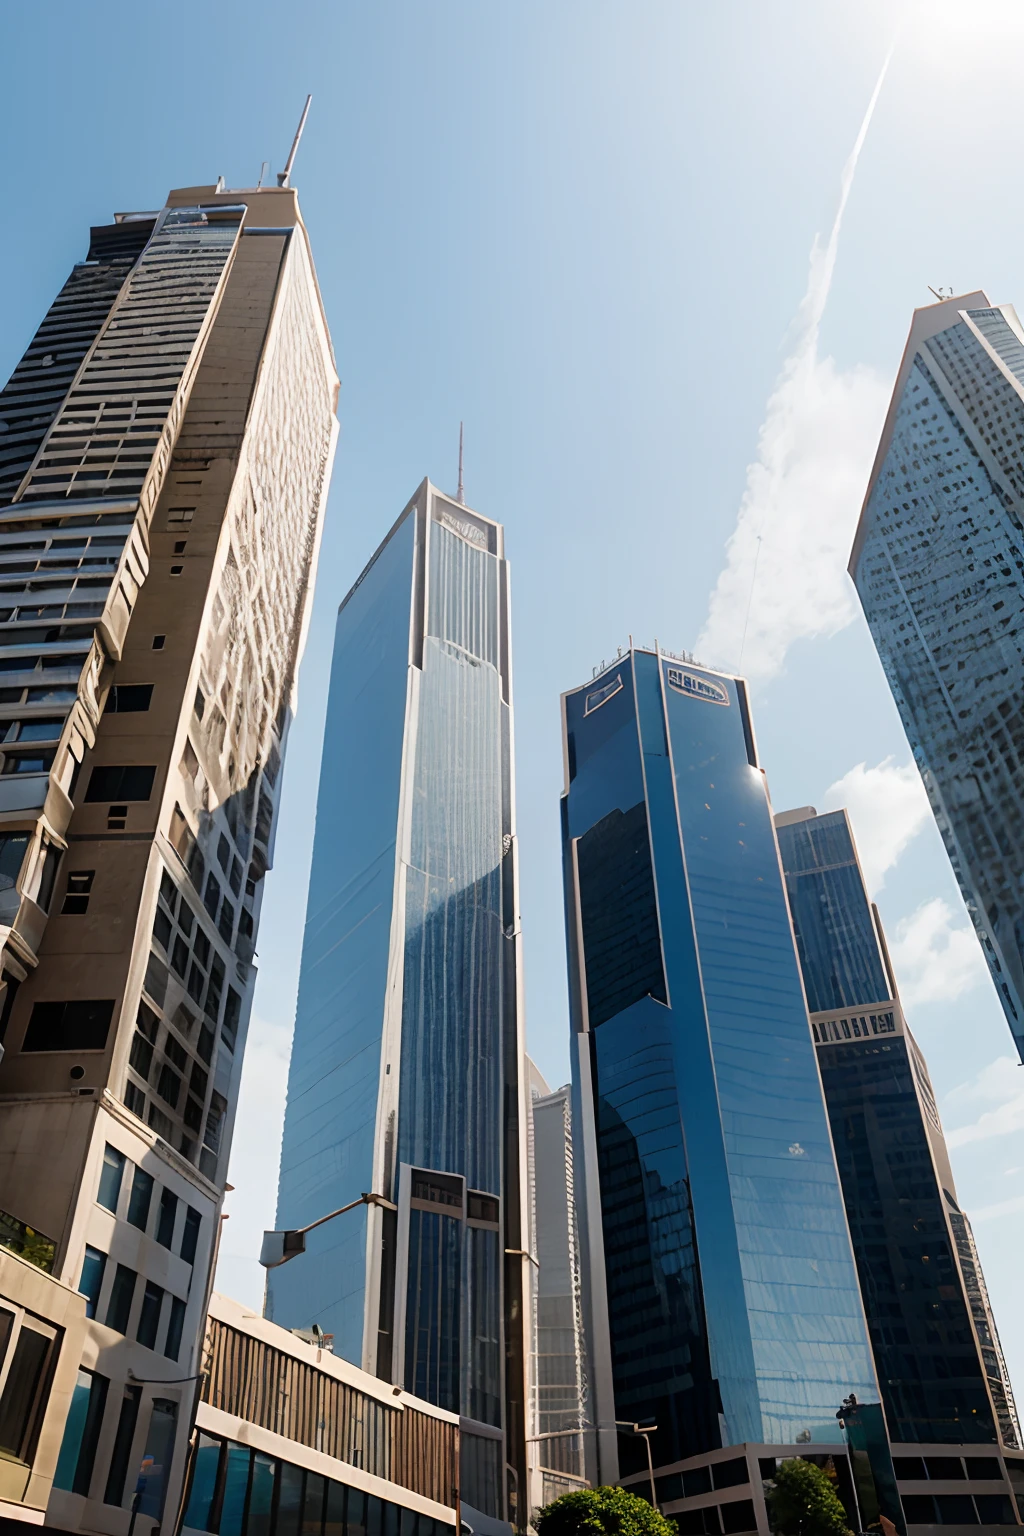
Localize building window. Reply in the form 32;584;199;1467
22;998;114;1052
137;1397;178;1518
105;1264;137;1335
85;764;156;802
106;684;153;713
53;1367;109;1496
0;831;28;894
127;1167;154;1232
136;1281;164;1350
181;1206;201;1266
0;1317;56;1463
97;1144;126;1213
103;1384;142;1507
0;1208;56;1272
61;869;95;915
156;1188;178;1249
152;634;166;650
35;840;62;912
164;1296;186;1361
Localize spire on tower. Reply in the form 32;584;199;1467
457;421;465;505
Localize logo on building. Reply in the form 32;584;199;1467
665;667;729;706
438;508;487;547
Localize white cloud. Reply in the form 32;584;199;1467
696;61;892;681
887;897;989;1009
821;756;931;895
943;1054;1024;1149
969;1193;1024;1223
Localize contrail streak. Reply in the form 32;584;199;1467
698;45;896;680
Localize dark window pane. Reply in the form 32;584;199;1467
156;1188;178;1249
964;1459;1001;1480
164;1296;186;1361
183;1433;223;1532
157;1063;182;1109
103;1385;142;1506
934;1494;977;1523
325;1481;346;1536
277;1461;304;1536
85;764;156;802
137;1397;178;1518
347;1486;366;1536
721;1501;757;1534
892;1458;926;1480
302;1471;326;1536
220;1442;252;1536
713;1458;748;1491
248;1452;276;1536
136;1280;164;1350
365;1496;382;1536
577;801;666;1026
105;1263;137;1334
0;1324;53;1459
53;1367;108;1495
130;1031;154;1078
22;997;114;1051
927;1458;966;1481
976;1495;1016;1524
106;684;153;714
193;928;210;968
153;908;172;950
97;1144;125;1212
181;1206;201;1265
79;1245;106;1318
127;1166;154;1231
171;935;189;978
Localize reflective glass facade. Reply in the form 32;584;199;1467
269;485;526;1527
851;296;1024;1062
562;651;878;1479
776;807;1021;1449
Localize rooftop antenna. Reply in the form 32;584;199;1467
457;422;465;505
257;160;270;190
277;95;312;188
928;285;953;301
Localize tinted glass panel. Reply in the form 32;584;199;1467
97;1144;125;1212
577;801;666;1026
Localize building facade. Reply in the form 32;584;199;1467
851;291;1024;1063
775;804;1022;1527
0;180;338;1532
526;1067;589;1511
560;644;887;1533
268;485;529;1534
179;1292;459;1536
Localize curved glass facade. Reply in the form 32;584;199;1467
563;650;879;1474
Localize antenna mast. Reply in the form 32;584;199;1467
277;95;312;188
457;422;465;505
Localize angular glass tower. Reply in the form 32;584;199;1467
851;291;1024;1063
0;181;337;1528
776;806;1020;1459
561;646;880;1490
269;484;529;1534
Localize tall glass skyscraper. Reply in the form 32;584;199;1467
776;806;1020;1466
269;483;528;1534
561;645;881;1510
851;291;1024;1063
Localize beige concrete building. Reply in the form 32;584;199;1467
0;178;338;1532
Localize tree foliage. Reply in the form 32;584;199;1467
535;1486;677;1536
765;1458;852;1536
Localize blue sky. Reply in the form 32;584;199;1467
3;0;1023;1398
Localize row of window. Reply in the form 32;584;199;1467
667;1500;756;1535
893;1454;1008;1481
79;1245;188;1358
55;1368;178;1518
900;1492;1016;1525
184;1434;456;1536
96;1141;201;1259
655;1455;749;1504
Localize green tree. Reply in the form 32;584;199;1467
765;1458;853;1536
535;1486;677;1536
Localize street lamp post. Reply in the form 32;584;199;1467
259;1190;397;1269
616;1422;658;1513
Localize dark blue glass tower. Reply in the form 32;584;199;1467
776;806;1020;1457
851;291;1024;1063
561;647;880;1489
268;482;528;1532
